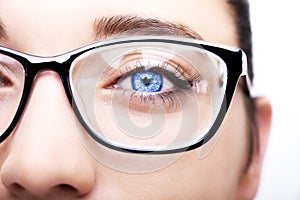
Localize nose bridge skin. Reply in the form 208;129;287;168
0;71;96;199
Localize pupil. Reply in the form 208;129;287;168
142;77;151;85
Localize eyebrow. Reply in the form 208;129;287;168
1;15;202;42
93;15;203;41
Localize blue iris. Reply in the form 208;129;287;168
131;71;163;92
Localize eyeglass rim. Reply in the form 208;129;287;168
0;36;253;154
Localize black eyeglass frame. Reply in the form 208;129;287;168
0;36;252;154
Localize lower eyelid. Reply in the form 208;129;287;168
129;93;182;112
94;72;210;115
95;87;189;113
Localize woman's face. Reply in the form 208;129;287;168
0;0;271;199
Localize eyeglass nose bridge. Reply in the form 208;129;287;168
23;60;73;106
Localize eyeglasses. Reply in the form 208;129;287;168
0;36;253;154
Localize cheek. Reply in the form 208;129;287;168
155;92;248;198
0;140;8;165
89;89;249;199
0;134;13;166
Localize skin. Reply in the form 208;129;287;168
0;0;272;199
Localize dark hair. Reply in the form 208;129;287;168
227;0;258;168
228;0;253;81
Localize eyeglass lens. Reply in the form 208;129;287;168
70;41;227;151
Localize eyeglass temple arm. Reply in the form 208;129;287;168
241;51;259;98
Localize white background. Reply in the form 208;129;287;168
249;1;300;199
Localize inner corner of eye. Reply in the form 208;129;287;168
102;81;119;89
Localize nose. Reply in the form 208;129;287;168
0;71;95;199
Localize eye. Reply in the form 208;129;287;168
0;68;13;88
119;70;174;93
108;53;195;94
97;49;208;112
0;75;12;87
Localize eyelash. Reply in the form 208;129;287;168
118;61;193;89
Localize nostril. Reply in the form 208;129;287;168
57;184;78;193
9;183;26;195
12;183;24;190
6;183;80;198
47;184;80;197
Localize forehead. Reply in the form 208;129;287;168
0;0;236;55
